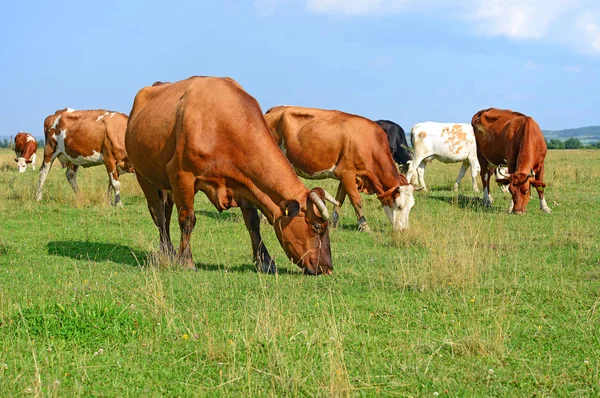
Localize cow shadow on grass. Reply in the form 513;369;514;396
47;241;147;267
196;209;242;222
46;240;295;274
429;194;504;212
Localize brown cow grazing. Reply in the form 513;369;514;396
13;132;38;172
36;108;133;206
471;108;551;214
125;76;333;275
264;106;415;233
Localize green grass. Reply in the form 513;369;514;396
0;148;599;396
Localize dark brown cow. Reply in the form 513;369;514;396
13;132;37;172
471;108;551;214
125;76;333;275
36;108;133;206
264;106;415;232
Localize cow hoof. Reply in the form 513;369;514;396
114;202;124;208
541;207;552;213
452;184;459;192
358;222;371;233
331;211;339;228
257;261;277;274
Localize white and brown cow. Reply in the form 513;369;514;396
13;132;37;172
36;108;133;206
406;122;480;192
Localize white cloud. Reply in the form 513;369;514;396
525;61;539;71
467;0;570;40
255;0;600;55
576;12;600;54
306;0;409;15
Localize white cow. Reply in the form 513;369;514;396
406;122;480;192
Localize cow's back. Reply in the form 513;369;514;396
375;120;410;165
14;132;28;152
411;122;476;160
127;77;299;189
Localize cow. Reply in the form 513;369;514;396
406;122;480;192
264;106;415;233
471;108;551;214
374;120;411;173
125;76;333;275
13;132;37;172
36;108;133;206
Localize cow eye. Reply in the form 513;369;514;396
312;224;323;234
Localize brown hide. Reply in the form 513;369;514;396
43;109;129;167
264;106;413;231
471;108;549;213
264;106;407;197
125;76;333;275
36;109;133;205
14;132;37;162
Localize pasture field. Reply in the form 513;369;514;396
0;148;599;397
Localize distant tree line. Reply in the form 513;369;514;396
546;138;600;150
0;138;45;149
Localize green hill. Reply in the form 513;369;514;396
543;126;600;144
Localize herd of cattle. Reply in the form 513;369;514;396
10;76;550;275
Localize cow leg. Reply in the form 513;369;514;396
31;153;37;171
331;182;347;228
481;167;494;207
405;159;420;187
241;206;276;274
65;165;79;193
477;150;494;207
107;169;123;207
469;159;481;193
136;173;175;257
533;164;551;213
169;173;197;270
340;173;370;232
453;161;469;192
416;162;427;191
35;146;56;201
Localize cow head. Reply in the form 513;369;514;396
14;157;29;172
379;184;415;231
273;187;333;275
505;169;545;214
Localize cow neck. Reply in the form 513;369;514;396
375;158;405;195
246;169;308;224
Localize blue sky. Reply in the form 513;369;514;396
1;0;599;139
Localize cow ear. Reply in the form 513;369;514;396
280;200;300;218
530;180;546;189
26;160;32;164
495;178;510;185
511;172;531;186
377;186;400;206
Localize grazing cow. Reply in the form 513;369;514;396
264;106;415;233
471;108;551;214
406;122;480;192
125;76;333;275
13;132;37;172
374;120;411;172
36;108;133;206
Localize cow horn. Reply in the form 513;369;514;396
528;169;535;178
323;190;339;206
308;192;330;221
